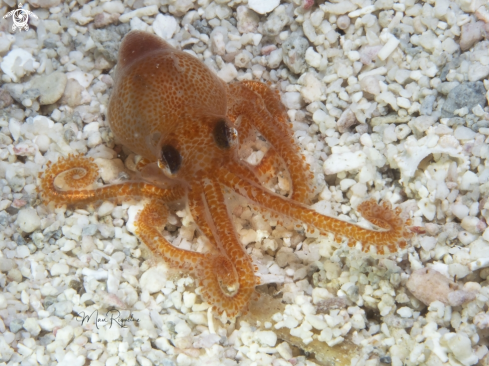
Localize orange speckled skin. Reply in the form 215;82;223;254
108;32;229;181
39;31;412;317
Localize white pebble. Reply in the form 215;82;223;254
305;47;321;68
460;171;479;190
282;92;303;110
102;1;124;14
50;263;69;276
248;0;280;14
255;330;277;347
377;34;400;61
153;14;178;40
452;204;469;220
98;201;115;217
119;5;158;23
454;126;476;140
23;318;41;336
323;151;367;175
16;208;41;233
217;63;238;83
34;135;51;152
140;265;168;294
0;49;35;82
396;307;413;318
397;97;411;109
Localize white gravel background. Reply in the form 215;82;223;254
0;0;489;365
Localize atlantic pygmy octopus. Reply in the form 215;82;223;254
39;31;412;317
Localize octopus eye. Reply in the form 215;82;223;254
213;119;237;149
160;145;182;174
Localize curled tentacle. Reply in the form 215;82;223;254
135;201;204;271
136;199;249;317
217;167;412;255
38;154;185;207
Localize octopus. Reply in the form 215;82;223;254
39;31;412;317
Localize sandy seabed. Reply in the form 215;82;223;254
0;0;489;365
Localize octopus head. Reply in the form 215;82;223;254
150;113;238;182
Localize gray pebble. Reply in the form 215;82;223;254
420;94;436;115
82;224;98;236
262;5;292;36
446;117;465;128
43;37;58;49
441;81;487;118
9;318;24;333
0;211;8;226
193;19;211;35
90;26;125;63
440;56;463;81
52;300;74;317
43;296;57;309
282;35;309;75
31;232;45;248
0;88;14;109
13;233;26;246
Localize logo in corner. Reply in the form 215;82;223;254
3;3;38;32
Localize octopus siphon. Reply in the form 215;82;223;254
39;31;412;317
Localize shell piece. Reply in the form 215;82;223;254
393;135;470;183
29;72;67;105
406;268;475;307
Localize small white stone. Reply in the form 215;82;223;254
444;333;479;366
268;49;283;69
153;14;178;40
140;265;168;294
377;34;400;60
217;63;238;83
460;171;479;190
282;92;303;110
50;263;69;276
323;151;367;175
34;135;51;152
276;342;293;360
418;198;436;221
102;1;124;14
119;5;158;22
397;307;413;318
1;49;35;82
0;32;15;55
16;246;30;258
396;97;411;109
321;1;356;14
95;158;125;183
420;236;437;251
461;216;482;234
248;0;280;14
305;47;321;68
23;318;41;336
255;330;277;347
454;126;476;140
351;313;366;329
452;204;469;220
98;201;115;217
56;325;74;347
448;263;470;279
38;316;64;331
175;321;191;337
66;70;94;89
16;207;41;233
188;312;207;325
